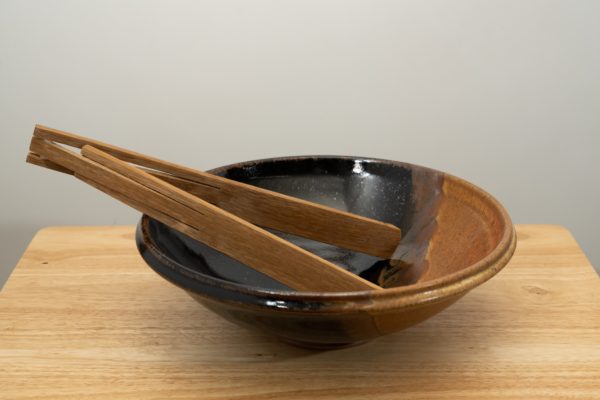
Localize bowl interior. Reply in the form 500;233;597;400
145;156;508;291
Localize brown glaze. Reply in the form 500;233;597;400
136;156;516;349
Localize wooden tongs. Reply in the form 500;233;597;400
27;125;402;292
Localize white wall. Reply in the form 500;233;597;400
1;0;598;286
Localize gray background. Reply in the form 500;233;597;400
1;0;598;287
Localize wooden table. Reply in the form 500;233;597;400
0;225;598;399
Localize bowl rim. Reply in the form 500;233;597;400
138;155;517;313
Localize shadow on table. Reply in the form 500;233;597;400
146;296;505;397
159;292;500;368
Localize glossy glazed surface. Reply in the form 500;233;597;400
136;156;516;348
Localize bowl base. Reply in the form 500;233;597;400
278;337;369;350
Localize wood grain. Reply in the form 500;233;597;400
28;138;379;292
27;151;179;181
33;124;401;258
26;152;74;175
1;225;598;399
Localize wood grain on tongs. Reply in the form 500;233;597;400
28;137;382;292
32;125;401;259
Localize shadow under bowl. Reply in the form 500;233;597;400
136;156;516;349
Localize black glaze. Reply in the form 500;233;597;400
137;156;439;300
137;156;437;292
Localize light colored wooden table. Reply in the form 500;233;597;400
0;225;598;399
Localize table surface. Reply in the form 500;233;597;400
0;225;598;399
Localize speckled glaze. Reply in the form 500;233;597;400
136;156;516;349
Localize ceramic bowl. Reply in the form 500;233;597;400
136;156;516;349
